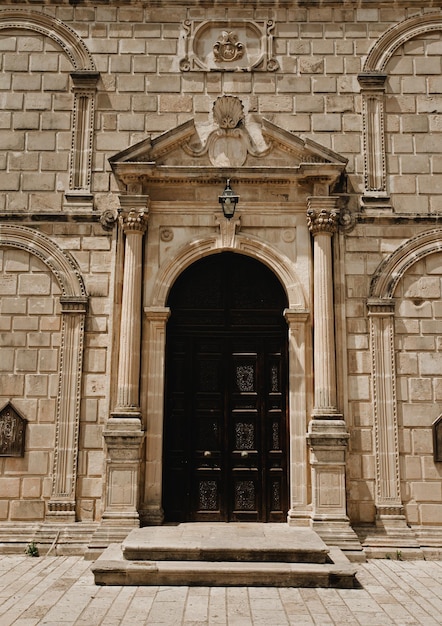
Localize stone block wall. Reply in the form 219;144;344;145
1;1;442;536
395;253;442;526
0;248;60;520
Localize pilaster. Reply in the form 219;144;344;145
65;71;100;208
47;295;88;522
358;72;390;207
284;308;311;526
365;298;419;554
139;307;170;526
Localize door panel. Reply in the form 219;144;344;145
163;335;288;522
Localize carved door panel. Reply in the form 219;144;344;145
163;334;287;522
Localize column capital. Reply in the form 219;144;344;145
119;208;149;235
59;295;88;314
307;197;340;236
367;297;395;315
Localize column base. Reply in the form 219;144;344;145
357;510;422;559
139;506;164;526
287;506;312;527
46;501;76;523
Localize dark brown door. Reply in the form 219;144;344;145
163;253;288;522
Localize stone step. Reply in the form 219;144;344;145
92;544;358;588
122;524;329;564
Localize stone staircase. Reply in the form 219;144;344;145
92;523;358;588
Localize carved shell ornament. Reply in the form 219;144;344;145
213;31;245;63
213;95;244;130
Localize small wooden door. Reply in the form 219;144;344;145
163;253;288;522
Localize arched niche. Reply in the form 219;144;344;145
359;14;442;202
367;228;442;532
0;225;88;520
0;10;98;198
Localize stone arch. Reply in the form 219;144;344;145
150;234;307;310
367;228;442;535
0;224;86;297
363;12;442;73
0;224;88;520
360;14;442;199
0;8;95;70
370;228;442;299
142;233;311;525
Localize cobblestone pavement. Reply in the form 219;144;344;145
0;556;441;625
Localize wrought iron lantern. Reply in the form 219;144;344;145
218;179;239;219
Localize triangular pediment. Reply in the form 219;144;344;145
109;96;347;191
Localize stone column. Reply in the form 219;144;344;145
92;202;148;549
307;197;340;419
306;199;360;554
366;299;418;551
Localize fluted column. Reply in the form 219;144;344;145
306;199;359;552
93;202;148;547
114;205;148;415
47;295;88;521
307;197;340;418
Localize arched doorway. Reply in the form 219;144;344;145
162;252;289;522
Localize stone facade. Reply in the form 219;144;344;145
1;0;442;557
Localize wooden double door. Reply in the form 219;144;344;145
162;253;289;523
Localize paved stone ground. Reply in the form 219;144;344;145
0;555;441;625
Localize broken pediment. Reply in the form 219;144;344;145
109;96;347;194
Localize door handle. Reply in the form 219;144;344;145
204;450;212;457
241;450;249;458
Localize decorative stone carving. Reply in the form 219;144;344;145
212;95;244;129
183;96;265;167
179;19;279;72
358;72;388;202
307;204;340;236
65;71;100;206
0;403;26;457
215;213;241;248
213;31;244;63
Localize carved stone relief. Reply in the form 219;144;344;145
180;19;279;72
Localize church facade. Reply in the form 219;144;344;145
1;0;442;558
